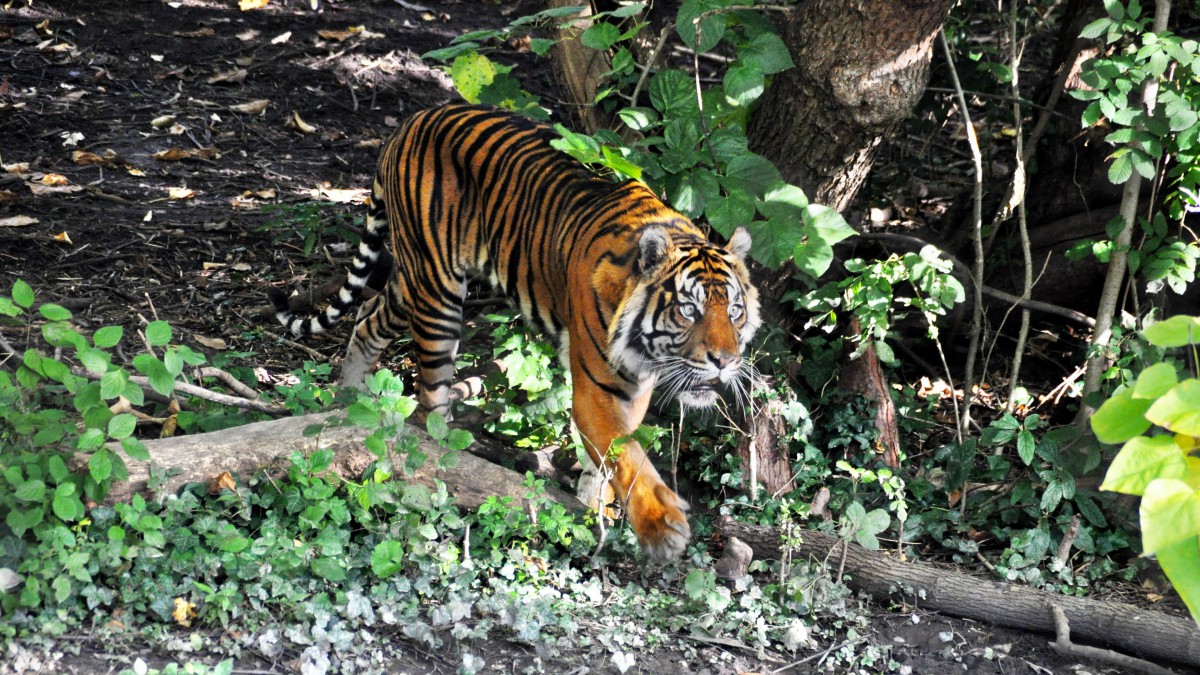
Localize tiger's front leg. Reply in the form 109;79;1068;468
571;374;691;562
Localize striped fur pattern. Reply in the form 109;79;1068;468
269;105;760;561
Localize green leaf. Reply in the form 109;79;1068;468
793;205;855;279
1144;380;1200;436
705;191;756;237
1017;429;1036;465
1144;315;1200;347
667;169;720;218
52;485;82;522
311;556;348;581
426;411;450;441
38;303;71;321
676;0;724;53
1101;435;1188;496
1107;153;1133;184
744;32;793;75
1133;362;1179;399
108;413;137;440
89;449;113;483
371;540;406;577
648;69;694;115
12;279;34;309
1140;479;1200;555
1102;0;1124;20
144;321;172;347
79;348;111;374
448;51;496;104
617;107;658;132
15;479;46;502
445;428;474;451
724;61;764;106
580;23;621;51
122;437;151;462
1155;536;1200;623
609;1;646;18
724;153;781;199
214;524;249;552
1090;386;1153;443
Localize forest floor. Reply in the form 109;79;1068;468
0;1;1165;673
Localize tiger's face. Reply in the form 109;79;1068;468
608;226;760;408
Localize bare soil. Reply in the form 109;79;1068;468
0;1;1154;673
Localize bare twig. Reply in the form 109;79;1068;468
628;25;672;106
193;366;269;402
71;367;288;416
1049;605;1176;675
1006;1;1033;411
938;30;985;444
1052;515;1081;571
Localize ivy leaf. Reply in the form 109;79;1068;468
311;556;348;581
371;540;406;577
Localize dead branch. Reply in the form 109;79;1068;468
716;517;1200;669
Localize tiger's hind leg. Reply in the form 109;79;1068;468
405;276;468;420
339;279;410;388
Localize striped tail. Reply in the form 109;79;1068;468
267;179;389;337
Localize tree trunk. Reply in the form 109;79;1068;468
747;0;956;213
838;318;901;468
80;410;581;512
548;0;616;134
716;517;1200;669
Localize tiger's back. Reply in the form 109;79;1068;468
270;104;760;561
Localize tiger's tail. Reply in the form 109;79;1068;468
267;178;389;337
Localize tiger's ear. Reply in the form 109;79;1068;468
727;226;752;261
637;226;672;274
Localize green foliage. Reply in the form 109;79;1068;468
795;245;965;364
479;314;572;449
421;0;855;280
1092;315;1200;624
1069;1;1200;290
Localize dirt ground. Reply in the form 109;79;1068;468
0;1;1170;673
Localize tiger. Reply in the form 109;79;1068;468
268;104;760;561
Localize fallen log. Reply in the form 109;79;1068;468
84;410;581;513
715;517;1200;669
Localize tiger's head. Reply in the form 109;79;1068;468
607;225;761;408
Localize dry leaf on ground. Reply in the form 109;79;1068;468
0;215;37;227
230;99;269;114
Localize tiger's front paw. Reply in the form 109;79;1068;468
629;483;691;562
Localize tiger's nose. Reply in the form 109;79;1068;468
709;351;738;370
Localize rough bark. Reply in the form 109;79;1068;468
838;317;901;468
548;0;616;134
81;410;581;512
734;395;796;497
716;517;1200;669
747;0;956;213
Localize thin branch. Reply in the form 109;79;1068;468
1049;606;1176;675
938;30;985;443
71;367;288;416
628;25;672;106
1006;0;1033;411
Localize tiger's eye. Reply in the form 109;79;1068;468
729;303;743;320
679;304;696;321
